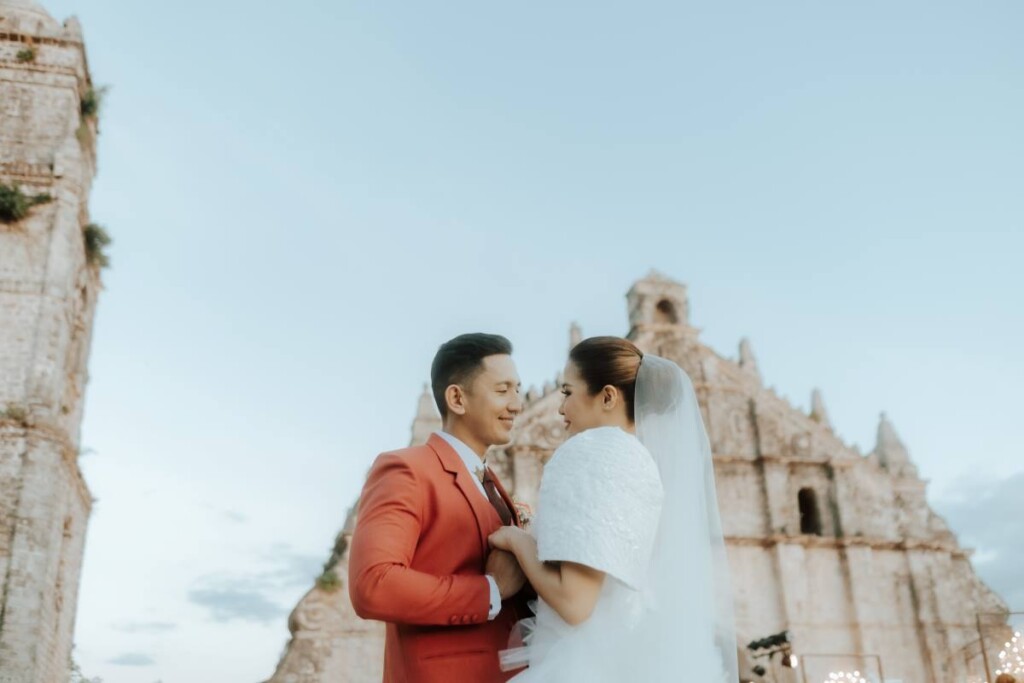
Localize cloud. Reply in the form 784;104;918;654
258;545;323;589
187;585;288;623
111;621;177;634
222;509;248;523
200;501;249;524
187;545;322;623
933;471;1024;610
108;652;156;666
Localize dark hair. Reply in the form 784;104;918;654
431;333;513;419
569;336;643;422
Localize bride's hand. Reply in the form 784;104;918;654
489;526;531;555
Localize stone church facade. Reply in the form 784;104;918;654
268;272;1010;683
0;1;103;681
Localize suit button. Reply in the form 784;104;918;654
462;616;470;624
449;616;459;624
472;615;481;623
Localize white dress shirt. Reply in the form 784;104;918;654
436;431;503;620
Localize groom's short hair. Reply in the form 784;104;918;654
431;333;513;418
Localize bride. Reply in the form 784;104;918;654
489;337;738;682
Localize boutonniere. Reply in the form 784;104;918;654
512;499;533;528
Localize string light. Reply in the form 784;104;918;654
995;630;1024;677
824;672;868;683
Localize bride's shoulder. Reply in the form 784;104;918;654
566;425;643;452
548;426;655;476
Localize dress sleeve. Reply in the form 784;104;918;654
534;427;663;590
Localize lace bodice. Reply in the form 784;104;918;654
534;426;663;590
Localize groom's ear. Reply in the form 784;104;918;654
445;385;468;417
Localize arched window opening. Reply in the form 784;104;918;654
798;488;823;536
654;299;678;324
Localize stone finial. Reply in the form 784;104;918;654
643;268;673;282
873;412;917;475
738;338;762;382
569;321;582;350
810;388;831;428
62;15;83;39
409;383;441;446
415;383;436;417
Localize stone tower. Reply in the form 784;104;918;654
0;1;104;681
268;272;1010;683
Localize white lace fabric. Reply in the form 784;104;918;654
534;426;663;590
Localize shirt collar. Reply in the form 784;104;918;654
436;431;486;476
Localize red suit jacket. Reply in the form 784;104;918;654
349;433;527;683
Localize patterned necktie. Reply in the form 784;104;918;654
480;468;514;526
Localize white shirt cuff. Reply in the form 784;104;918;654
486;575;501;620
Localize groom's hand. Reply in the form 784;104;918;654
486;548;526;600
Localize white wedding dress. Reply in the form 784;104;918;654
506;426;663;681
504;356;738;683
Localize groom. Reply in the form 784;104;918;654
349;333;530;683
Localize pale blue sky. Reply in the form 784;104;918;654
32;1;1023;681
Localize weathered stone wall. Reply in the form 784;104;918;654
0;428;90;682
0;2;100;681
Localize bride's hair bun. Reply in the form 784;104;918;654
568;337;643;422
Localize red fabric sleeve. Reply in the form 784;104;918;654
348;453;490;626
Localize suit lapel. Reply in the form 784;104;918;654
428;433;496;556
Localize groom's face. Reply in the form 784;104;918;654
460;354;523;447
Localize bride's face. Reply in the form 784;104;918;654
559;361;613;437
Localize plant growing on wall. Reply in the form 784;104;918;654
80;86;108;119
0;403;29;426
16;46;37;63
0;183;52;223
315;569;342;593
77;86;109;146
82;223;112;268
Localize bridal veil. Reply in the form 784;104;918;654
633;354;738;682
